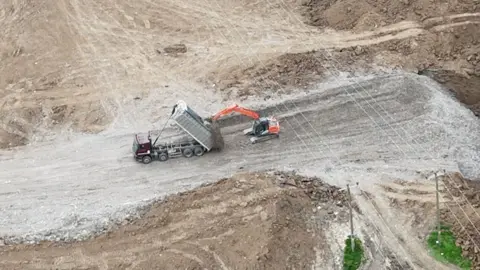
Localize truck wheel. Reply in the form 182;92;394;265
159;153;168;162
142;155;152;164
182;148;194;158
194;146;204;156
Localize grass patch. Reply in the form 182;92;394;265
343;235;364;270
427;224;472;269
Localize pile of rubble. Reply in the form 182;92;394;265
273;171;348;203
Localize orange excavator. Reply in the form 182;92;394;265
206;104;280;144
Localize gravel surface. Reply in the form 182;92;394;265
1;72;479;243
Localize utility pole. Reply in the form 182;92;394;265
435;172;441;244
347;184;355;252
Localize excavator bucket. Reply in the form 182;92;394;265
210;121;225;151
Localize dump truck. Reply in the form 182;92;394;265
133;100;224;164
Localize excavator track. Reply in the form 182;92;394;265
250;133;280;144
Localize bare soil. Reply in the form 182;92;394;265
0;0;110;148
301;0;478;31
2;0;480;269
440;173;480;268
2;0;480;147
0;172;349;269
213;0;480;113
370;172;480;269
306;0;480;115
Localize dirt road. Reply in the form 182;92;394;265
1;73;479;244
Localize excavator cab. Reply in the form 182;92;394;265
250;118;270;136
243;116;280;143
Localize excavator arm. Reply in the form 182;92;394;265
208;103;280;144
211;104;260;121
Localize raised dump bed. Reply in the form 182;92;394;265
171;100;222;151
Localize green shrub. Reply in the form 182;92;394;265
343;236;364;270
427;224;472;270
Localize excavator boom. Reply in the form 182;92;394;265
212;104;260;121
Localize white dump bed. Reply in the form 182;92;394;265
171;100;215;151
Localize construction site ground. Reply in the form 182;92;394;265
1;0;480;269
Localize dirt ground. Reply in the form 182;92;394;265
1;170;474;270
440;173;480;268
0;172;350;269
2;0;480;269
1;0;479;148
216;0;480;111
368;171;480;269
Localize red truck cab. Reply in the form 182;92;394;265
133;132;153;163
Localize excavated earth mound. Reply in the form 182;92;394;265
0;172;349;270
301;0;478;31
296;0;480;116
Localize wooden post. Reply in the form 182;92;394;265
347;184;355;252
435;172;441;244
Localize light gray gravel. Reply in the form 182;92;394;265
0;72;479;244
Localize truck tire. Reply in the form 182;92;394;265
182;148;194;158
194;146;204;156
159;153;168;162
142;155;152;164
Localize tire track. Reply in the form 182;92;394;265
1;73;479;243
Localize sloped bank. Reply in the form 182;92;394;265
0;172;349;269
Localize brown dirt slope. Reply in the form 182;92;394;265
214;0;480;114
301;0;478;31
212;48;375;98
0;0;109;148
0;172;349;270
441;173;480;268
2;0;480;147
300;0;480;114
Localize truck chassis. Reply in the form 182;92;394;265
135;140;207;164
